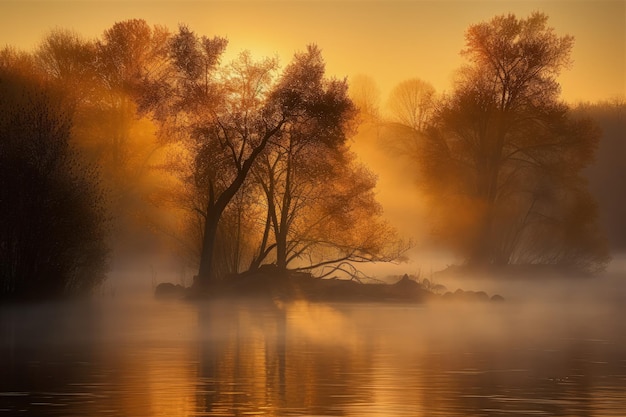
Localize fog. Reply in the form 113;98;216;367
2;264;625;415
1;6;625;415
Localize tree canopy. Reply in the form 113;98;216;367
386;12;608;272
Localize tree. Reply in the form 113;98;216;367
387;78;435;132
269;148;404;278
377;77;436;165
349;74;381;123
142;26;355;288
0;66;108;299
36;22;173;264
96;19;170;95
91;19;170;176
35;28;98;101
249;51;402;276
250;47;354;272
417;13;607;271
145;35;403;286
89;20;172;260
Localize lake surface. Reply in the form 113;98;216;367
1;274;625;416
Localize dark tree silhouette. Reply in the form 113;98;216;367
141;27;278;288
413;13;607;272
0;66;108;299
35;22;172;264
141;25;368;289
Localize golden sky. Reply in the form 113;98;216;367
1;0;624;103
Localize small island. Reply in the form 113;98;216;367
155;265;505;304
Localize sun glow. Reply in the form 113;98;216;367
1;1;622;104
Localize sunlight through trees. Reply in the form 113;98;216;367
384;12;608;272
0;11;617;299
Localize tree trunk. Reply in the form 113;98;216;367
249;208;272;271
196;211;220;289
469;204;495;266
195;121;285;290
275;229;288;272
275;151;292;274
469;120;506;266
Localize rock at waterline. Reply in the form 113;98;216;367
154;282;187;299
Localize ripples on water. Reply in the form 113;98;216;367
1;275;625;416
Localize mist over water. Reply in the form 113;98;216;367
1;261;625;416
0;3;624;416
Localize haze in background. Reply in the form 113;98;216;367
1;1;623;288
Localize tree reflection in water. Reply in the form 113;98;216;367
1;295;625;416
192;299;626;416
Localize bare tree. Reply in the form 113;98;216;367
349;73;381;123
387;78;435;132
142;30;362;288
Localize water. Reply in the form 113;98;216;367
1;276;625;416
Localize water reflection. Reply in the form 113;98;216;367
1;292;625;416
190;300;626;416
